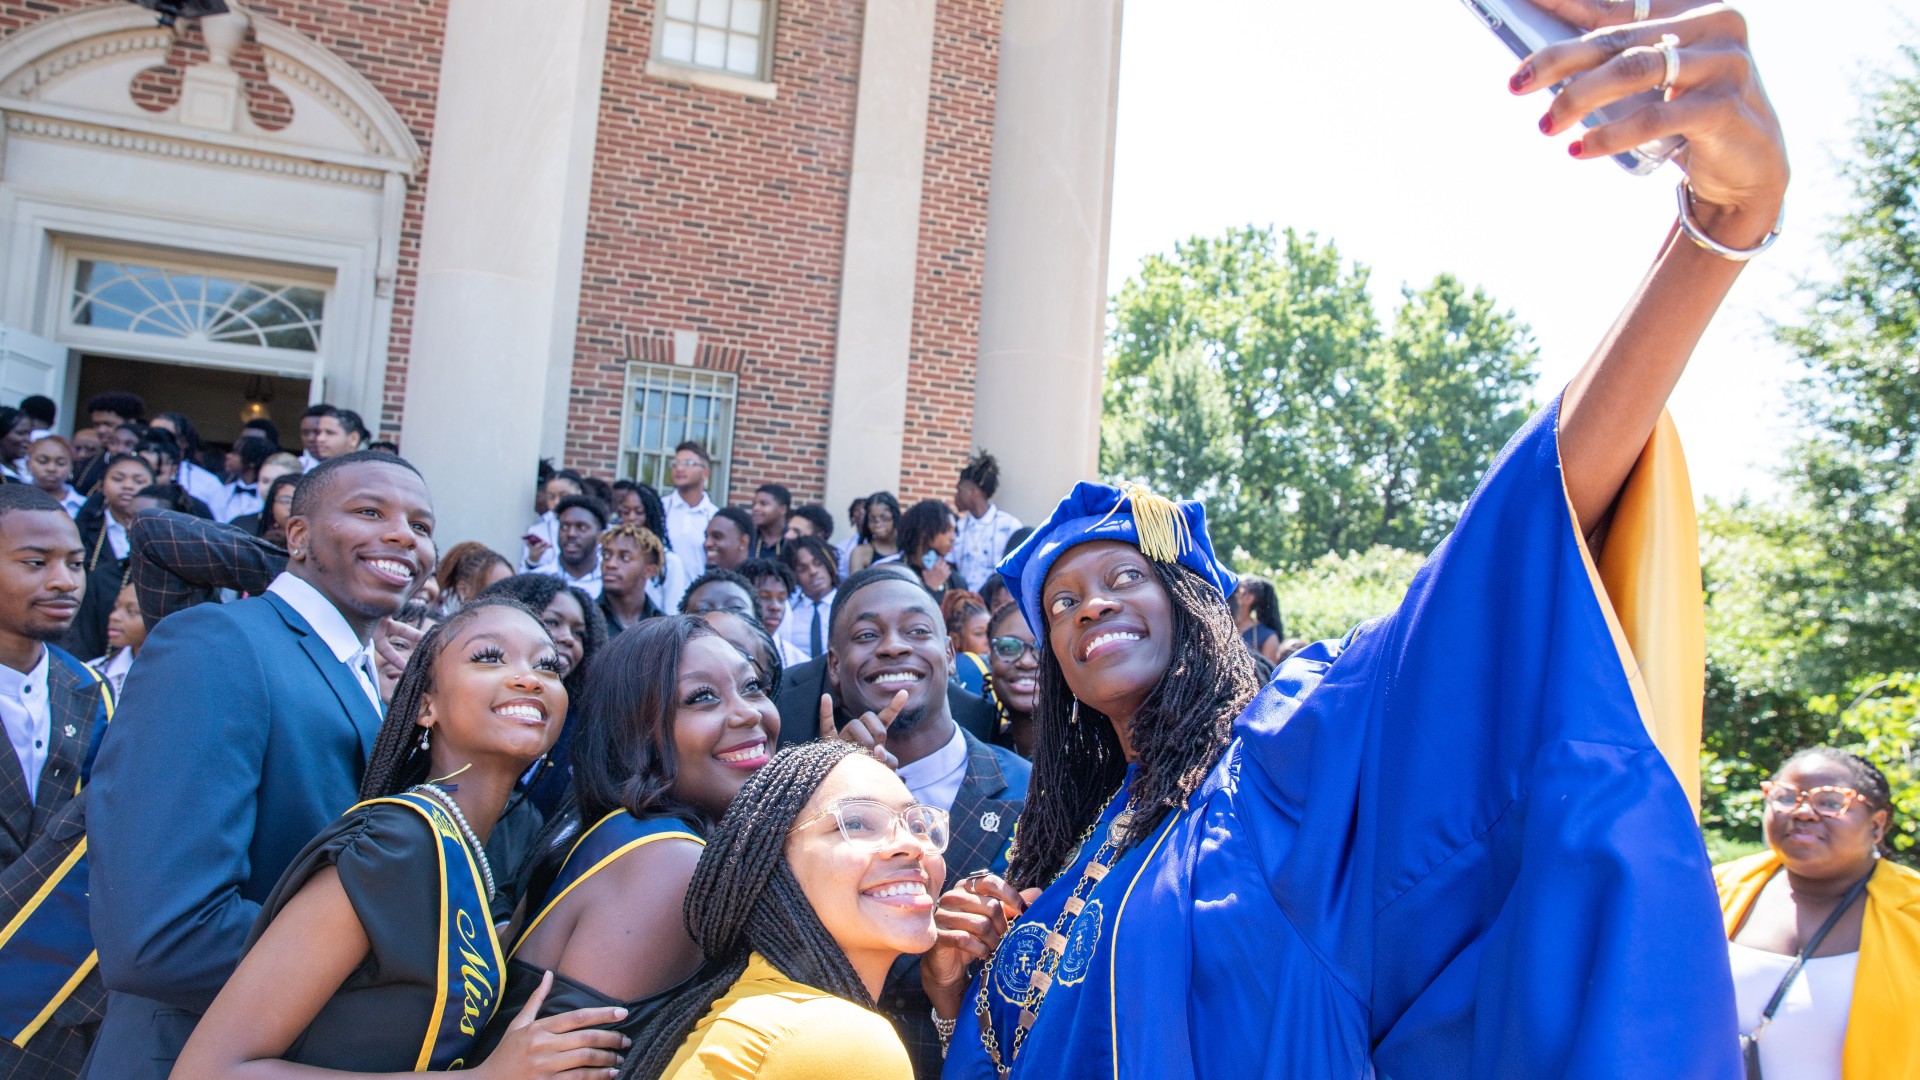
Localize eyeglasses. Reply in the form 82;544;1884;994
1760;781;1865;818
789;799;950;855
989;636;1038;663
672;457;706;470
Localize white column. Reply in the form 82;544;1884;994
400;0;611;554
822;0;939;518
972;0;1124;524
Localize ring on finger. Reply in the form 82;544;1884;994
1632;0;1649;21
1653;33;1680;95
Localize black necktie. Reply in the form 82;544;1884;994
809;604;822;658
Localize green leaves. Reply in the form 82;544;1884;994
1103;226;1538;570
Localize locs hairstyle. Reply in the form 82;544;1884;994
617;740;872;1080
958;449;1001;499
895;499;954;565
359;597;547;798
1006;560;1259;891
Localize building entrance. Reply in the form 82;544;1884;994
76;355;309;453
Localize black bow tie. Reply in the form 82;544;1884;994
232;484;257;495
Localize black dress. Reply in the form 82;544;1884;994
246;794;504;1070
475;810;704;1057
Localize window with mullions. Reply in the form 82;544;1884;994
69;259;326;352
655;0;772;81
623;363;737;498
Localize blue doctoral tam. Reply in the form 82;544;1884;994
997;481;1237;637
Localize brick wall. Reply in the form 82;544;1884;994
0;0;446;441
565;0;865;507
896;0;998;505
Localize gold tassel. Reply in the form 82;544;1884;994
1091;482;1193;564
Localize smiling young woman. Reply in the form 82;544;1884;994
488;617;782;1062
928;3;1795;1076
170;599;627;1079
1715;748;1920;1078
617;740;942;1080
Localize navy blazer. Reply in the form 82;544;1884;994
82;591;382;1080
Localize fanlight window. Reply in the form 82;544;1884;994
70;260;326;353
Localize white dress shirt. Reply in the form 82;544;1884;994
540;555;603;600
0;649;53;803
218;478;264;523
953;503;1022;593
665;490;717;578
176;461;227;512
647;549;692;616
55;485;84;519
780;587;836;661
835;532;859;578
267;572;381;712
104;517;130;561
893;723;969;814
87;648;136;700
776;635;811;670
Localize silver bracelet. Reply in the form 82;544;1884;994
932;1007;958;1056
1675;180;1783;262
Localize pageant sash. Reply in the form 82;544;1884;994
512;811;703;956
0;658;113;1047
364;793;506;1071
0;843;95;1047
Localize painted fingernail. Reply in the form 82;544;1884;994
1568;139;1585;158
1539;113;1554;135
1509;65;1533;93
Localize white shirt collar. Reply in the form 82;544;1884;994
670;490;716;514
893;722;969;811
0;648;51;702
268;571;371;659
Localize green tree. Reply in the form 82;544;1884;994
1105;226;1537;568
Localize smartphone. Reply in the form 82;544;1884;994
1455;0;1685;175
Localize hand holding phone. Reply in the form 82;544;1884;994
1456;0;1684;173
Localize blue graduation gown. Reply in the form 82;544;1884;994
945;400;1740;1079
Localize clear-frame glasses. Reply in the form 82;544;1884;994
1760;780;1864;818
789;799;950;854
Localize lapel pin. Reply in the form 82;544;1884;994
63;724;76;738
980;811;1002;833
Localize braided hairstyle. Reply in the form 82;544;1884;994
359;596;545;799
619;740;872;1080
1006;560;1258;890
1779;746;1898;857
958;449;1001;499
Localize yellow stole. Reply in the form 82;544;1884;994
1715;851;1920;1079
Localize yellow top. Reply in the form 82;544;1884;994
662;953;912;1080
1715;851;1920;1080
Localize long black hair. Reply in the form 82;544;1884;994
1239;575;1285;637
257;473;301;538
569;615;725;832
1006;560;1259;890
625;481;673;552
619;740;872;1080
896;499;954;568
359;596;546;798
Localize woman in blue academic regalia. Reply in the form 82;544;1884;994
923;4;1788;1078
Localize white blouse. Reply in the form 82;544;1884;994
1729;940;1855;1080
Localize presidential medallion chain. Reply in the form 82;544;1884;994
975;801;1139;1078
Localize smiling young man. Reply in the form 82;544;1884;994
822;566;1029;1078
703;505;754;574
83;451;436;1080
0;486;114;1079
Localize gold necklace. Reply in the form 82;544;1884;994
974;802;1137;1077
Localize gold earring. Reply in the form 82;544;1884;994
1070;699;1081;725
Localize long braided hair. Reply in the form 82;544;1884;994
1006;560;1258;890
358;596;545;799
618;740;872;1080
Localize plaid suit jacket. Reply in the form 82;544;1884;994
0;650;113;1079
880;730;1030;1080
126;510;286;626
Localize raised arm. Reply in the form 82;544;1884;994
128;509;288;625
1518;1;1788;532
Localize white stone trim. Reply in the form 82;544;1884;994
5;111;384;188
642;59;777;101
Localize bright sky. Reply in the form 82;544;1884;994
1106;0;1913;502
